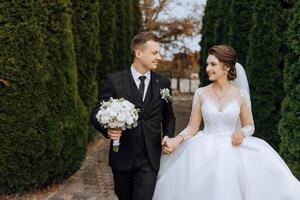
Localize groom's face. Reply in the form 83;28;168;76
138;40;162;70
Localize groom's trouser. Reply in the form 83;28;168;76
112;150;158;200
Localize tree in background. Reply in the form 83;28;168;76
97;0;142;92
211;0;231;45
222;0;255;66
199;0;223;86
72;0;101;140
140;0;202;53
125;0;142;66
0;0;143;193
98;0;117;92
0;0;88;192
0;0;50;192
132;0;142;37
279;0;300;179
41;0;88;184
114;0;128;71
245;0;285;150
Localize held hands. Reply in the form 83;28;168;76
231;131;245;147
162;135;184;155
108;128;122;140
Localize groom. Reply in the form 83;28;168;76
91;31;176;200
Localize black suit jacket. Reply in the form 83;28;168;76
91;69;176;171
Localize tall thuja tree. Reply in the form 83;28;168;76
71;0;101;140
132;0;142;35
279;0;300;179
212;0;232;45
0;0;87;193
199;0;224;86
222;0;255;66
98;0;116;92
42;0;87;178
114;0;142;71
0;0;51;192
114;0;128;70
125;0;142;65
245;0;284;150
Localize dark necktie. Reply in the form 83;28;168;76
138;76;146;100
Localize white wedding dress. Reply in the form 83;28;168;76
153;84;300;200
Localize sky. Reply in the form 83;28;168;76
155;0;207;58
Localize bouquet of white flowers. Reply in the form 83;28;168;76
96;98;139;152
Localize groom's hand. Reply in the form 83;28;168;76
108;128;122;140
162;136;183;154
162;136;172;154
162;136;169;146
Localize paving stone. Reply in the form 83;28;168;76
60;193;73;200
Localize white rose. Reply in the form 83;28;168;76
117;113;126;123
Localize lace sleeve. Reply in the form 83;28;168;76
178;88;203;140
239;89;255;137
240;89;251;110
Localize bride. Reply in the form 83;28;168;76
153;45;300;200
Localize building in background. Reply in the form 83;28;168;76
156;51;201;94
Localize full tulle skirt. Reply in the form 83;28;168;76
153;132;300;200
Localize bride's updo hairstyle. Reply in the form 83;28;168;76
208;45;237;81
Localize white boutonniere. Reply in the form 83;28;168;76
160;88;172;103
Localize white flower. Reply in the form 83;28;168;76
96;98;139;130
160;88;172;103
96;98;140;152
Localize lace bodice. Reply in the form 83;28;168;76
179;84;254;140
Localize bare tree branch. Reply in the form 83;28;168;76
140;0;203;54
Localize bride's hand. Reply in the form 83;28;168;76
231;131;245;146
162;136;184;154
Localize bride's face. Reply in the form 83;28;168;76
206;54;228;81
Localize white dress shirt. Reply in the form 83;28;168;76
131;66;151;101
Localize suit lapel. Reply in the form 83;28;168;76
121;69;138;104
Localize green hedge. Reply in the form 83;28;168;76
0;0;50;192
0;0;142;193
245;0;285;150
222;0;255;66
42;0;88;179
211;0;231;45
115;0;129;71
71;0;101;140
279;0;300;179
98;0;116;92
0;0;87;193
199;0;223;86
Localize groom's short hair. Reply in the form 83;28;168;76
131;32;160;54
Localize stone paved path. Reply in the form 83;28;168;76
49;96;192;200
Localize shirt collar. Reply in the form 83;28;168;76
130;65;151;81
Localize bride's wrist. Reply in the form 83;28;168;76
176;135;184;144
237;130;246;137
